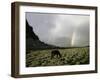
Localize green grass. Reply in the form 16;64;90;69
26;47;89;67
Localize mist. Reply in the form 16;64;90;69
26;12;89;47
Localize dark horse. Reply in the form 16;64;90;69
51;50;62;59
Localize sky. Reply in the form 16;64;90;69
26;12;90;47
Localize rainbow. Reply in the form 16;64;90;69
71;31;76;46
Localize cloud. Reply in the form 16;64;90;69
26;13;89;47
73;20;89;46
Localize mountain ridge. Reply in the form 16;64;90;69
26;20;59;52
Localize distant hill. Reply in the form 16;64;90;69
26;20;59;51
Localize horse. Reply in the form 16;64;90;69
51;49;62;59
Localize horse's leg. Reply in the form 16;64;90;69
58;53;61;58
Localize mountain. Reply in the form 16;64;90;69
26;20;39;40
26;20;58;52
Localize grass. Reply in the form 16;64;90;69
26;47;89;67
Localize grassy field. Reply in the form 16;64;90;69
26;47;89;67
